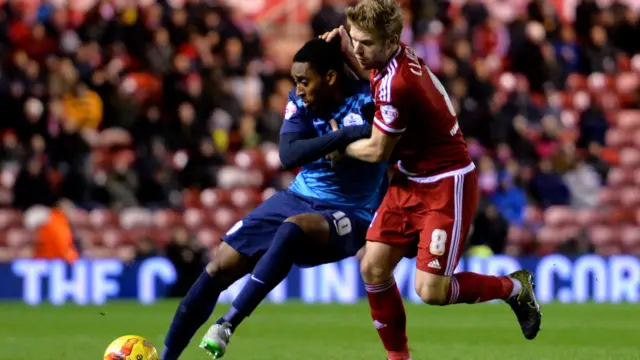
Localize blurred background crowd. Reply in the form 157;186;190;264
0;0;639;294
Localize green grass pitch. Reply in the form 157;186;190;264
0;301;638;359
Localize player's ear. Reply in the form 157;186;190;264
325;70;337;86
387;35;400;47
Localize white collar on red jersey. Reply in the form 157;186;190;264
373;45;403;82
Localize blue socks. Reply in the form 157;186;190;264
218;222;304;331
161;271;225;360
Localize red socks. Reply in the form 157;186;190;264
365;277;411;360
365;273;515;360
446;272;515;304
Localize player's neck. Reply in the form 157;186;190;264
376;44;401;72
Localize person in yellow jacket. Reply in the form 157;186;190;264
61;82;103;129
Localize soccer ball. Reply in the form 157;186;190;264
104;335;159;360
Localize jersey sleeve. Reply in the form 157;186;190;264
373;80;407;136
279;92;314;136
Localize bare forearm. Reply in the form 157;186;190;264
344;52;369;80
345;138;384;163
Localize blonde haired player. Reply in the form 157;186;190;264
322;1;541;359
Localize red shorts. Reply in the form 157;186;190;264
366;165;479;275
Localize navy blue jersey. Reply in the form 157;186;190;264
280;81;387;221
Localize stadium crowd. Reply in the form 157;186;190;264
0;0;639;271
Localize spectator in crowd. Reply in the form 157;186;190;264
490;172;528;226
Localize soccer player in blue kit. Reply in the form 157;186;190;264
160;38;387;360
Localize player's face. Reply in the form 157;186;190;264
349;26;397;70
291;62;335;109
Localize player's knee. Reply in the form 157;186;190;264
205;243;249;286
416;287;447;305
360;255;393;284
415;274;449;305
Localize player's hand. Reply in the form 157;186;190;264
319;25;352;54
326;119;345;166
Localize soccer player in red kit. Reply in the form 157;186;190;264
322;1;541;359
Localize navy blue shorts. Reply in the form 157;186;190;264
222;189;370;267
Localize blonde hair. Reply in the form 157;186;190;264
346;0;403;41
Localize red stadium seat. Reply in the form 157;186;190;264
89;209;117;229
631;54;640;72
262;145;282;171
147;229;172;247
596;92;621;112
233;149;266;170
66;208;89;228
507;226;527;244
561;225;580;240
119;208;152;230
230;188;261;209
606;167;629;186
560;110;579;128
6;228;31;248
262;187;278;201
616;72;639;95
595;244;622;256
211;207;236;231
587;72;613;92
183;208;206;230
575;208;601;227
572;91;591;111
183;188;202;208
152;209;179;228
618;148;640;168
196;229;221;249
619;187;640;207
0;209;21;230
96;228;124;248
589;226;617;245
523;205;543;226
536;227;562;246
543;206;575;227
0;247;17;262
617;110;640;131
84;247;116;259
75;229;97;247
200;188;231;209
566;73;587;91
620;226;640;247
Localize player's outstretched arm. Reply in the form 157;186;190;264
279;124;372;169
344;126;400;163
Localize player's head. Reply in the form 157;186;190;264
346;0;403;70
291;38;345;109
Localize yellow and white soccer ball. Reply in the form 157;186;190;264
104;335;159;360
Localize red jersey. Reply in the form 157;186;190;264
371;43;471;178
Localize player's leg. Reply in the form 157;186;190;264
165;190;292;359
362;188;413;360
215;212;331;330
161;242;253;360
413;171;541;339
201;210;342;358
360;240;410;360
202;208;370;357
